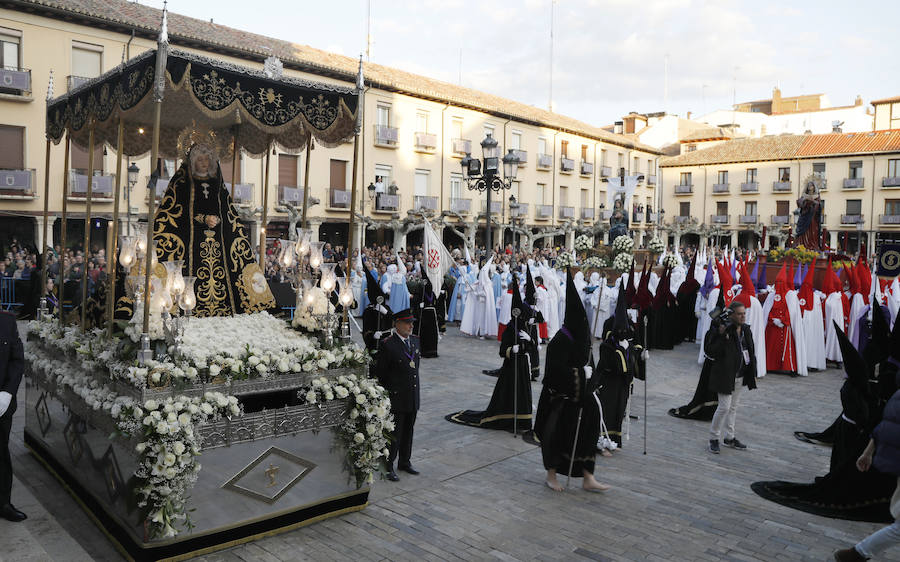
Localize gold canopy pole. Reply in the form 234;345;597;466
259;142;272;267
79;121;96;333
39;137;51;313
57;133;70;328
301;133;312;229
230;132;238;199
343;56;364;339
107;119;124;337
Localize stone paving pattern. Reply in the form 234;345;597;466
4;323;899;561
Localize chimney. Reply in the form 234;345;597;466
772;87;782;113
614;121;623;134
855;95;863;106
831;120;843;133
686;111;692;120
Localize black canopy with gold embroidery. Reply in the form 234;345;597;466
46;48;360;155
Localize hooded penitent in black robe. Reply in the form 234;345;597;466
674;252;700;343
148;145;274;317
648;266;677;350
446;276;534;431
362;268;393;354
668;328;719;421
751;320;897;523
533;269;598;476
413;277;440;358
524;267;542;379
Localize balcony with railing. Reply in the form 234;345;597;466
581;207;595;220
536;204;553;219
414;195;438;211
449;197;471;214
883;177;900;188
773;181;792;192
560;158;575;173
739;214;757;224
580;161;593;176
375;193;399;212
740;182;758;193
451;138;471;155
633;212;645;223
69;173;115;200
228;183;254;205
841;214;864;224
536;153;553;169
843;178;864;189
0;169;35;198
674;215;691;224
510;202;529;218
647;174;657;185
480;200;502;214
373;125;399;147
879;214;900;225
329;189;351;209
710;214;730;224
712;183;730;194
558;206;575;219
600;209;613;220
0;67;32;98
277;185;304;206
67;75;92;92
512;149;527;165
648;212;659;222
771;215;791;225
599;166;612;177
674;184;693;194
413;132;437;152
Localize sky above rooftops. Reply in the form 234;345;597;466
140;0;899;129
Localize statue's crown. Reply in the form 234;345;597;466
176;121;233;161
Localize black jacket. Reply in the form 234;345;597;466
705;322;757;395
375;332;421;413
0;311;25;416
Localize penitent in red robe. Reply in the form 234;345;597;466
765;293;797;373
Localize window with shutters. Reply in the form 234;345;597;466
71;42;102;89
716;201;728;215
679;201;690;216
450;172;462;200
0;125;24;169
70;142;103;175
0;30;20;69
776;200;790;216
560;140;568;158
330;159;348;207
414;169;429;197
846;199;862;215
278;154;298;187
221;155;242;184
536;183;545;204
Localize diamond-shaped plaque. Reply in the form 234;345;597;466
100;445;125;502
35;392;51;437
222;446;316;504
63;415;84;466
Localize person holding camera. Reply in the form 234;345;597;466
706;301;757;454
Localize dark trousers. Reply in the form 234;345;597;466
388;411;416;469
0;410;12;506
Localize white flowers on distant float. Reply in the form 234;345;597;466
582;256;607;270
647;237;665;254
612;235;635;254
613;251;634;272
574;234;593;252
662;253;679;269
555;251;576;269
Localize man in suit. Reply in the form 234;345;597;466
0;310;26;522
375;309;420;482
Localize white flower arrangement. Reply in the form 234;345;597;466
574;234;593;252
662;253;679;269
291;287;335;332
582;256;608;269
612;235;635;254
124;303;165;343
648;237;665;254
297;373;393;487
555;251;576;269
613;252;634;272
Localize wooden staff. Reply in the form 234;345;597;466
259;143;272;267
107;119;125;336
79;122;95;333
57;133;70;328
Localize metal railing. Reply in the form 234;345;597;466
840;214;864;224
480;200;501;214
560;158;575;172
740;182;758;193
536;204;553;218
710;214;730;224
330;189;350;208
600;166;612;177
633;212;645;222
600;210;613;220
451;138;471;154
0;168;35;197
512;149;527;165
414;132;437;151
414;195;438;211
581;207;595;219
373;125;399;146
67;75;92;91
228;183;254;204
559;206;574;218
712;183;729;193
739;215;757;224
648;212;659;222
879;214;900;224
69;172;115;198
536;153;553;169
375;194;399;211
883;177;900;188
510;202;529;217
771;215;790;224
277;185;304;205
580;161;594;175
449;197;471;213
674;184;693;194
0;67;31;94
674;216;691;224
773;181;792;192
843;178;864;189
647;174;657;185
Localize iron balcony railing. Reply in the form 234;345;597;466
480;200;501;214
773;181;792;192
277;186;304;205
581;208;595;219
228;183;254;204
674;184;693;194
633;212;644;222
449;197;471;214
375;194;399;211
740;182;758;193
882;177;900;188
512;149;527;165
373;125;399;146
0;67;32;94
739;215;757;224
0;168;35;197
879;214;900;224
712;183;730;194
560;158;575;172
414;132;437;151
843;178;864;189
840;214;864;224
451;138;471;154
67;75;92;91
558;206;574;219
414;195;438;211
771;215;790;224
536;153;553;169
580;161;594;176
536;204;553;218
646;174;657;185
600;166;612;177
674;216;691;224
710;214;730;224
69;173;115;198
510;203;529;217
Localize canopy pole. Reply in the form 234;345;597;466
345;131;360;331
142;101;162;338
57;133;70;328
230;133;238;199
259;142;272;267
107;119;125;337
301;133;312;229
39;137;51;313
79;121;96;333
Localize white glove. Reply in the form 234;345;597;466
695;311;701;319
0;391;11;417
528;317;536;325
373;331;383;339
377;305;388;314
620;339;630;350
419;303;425;308
583;365;593;379
772;318;784;328
641;349;649;362
512;344;520;353
518;330;531;342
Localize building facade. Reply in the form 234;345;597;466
0;0;659;255
659;131;900;255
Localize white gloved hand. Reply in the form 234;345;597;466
512;344;520;353
419;302;425;308
695;311;701;319
583;365;593;379
620;339;630;350
518;330;531;342
0;391;11;417
641;349;649;362
772;318;784;328
377;305;388;315
373;331;383;339
528;317;536;325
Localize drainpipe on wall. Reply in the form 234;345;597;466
871;153;877;256
593;142;599;234
551;131;559;231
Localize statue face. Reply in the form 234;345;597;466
190;144;217;179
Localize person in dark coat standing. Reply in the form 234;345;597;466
707;301;757;454
362;268;393;355
0;310;26;522
375;309;421;482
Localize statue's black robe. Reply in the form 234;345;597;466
446;324;533;431
596;339;643;448
533;331;598;475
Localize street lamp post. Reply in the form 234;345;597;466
460;135;519;252
508;194;520;249
126;162;139;236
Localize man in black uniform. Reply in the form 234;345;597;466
0;310;26;522
375;309;421;482
362;268;393;355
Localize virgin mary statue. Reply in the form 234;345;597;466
153;137;275;316
794;179;823;251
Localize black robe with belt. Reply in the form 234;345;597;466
533;331;598;475
596;339;642;448
446;323;533;431
362;304;393;354
674;284;700;343
412;287;440;358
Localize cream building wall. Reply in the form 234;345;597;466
0;5;659;254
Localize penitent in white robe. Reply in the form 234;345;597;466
591;279;616;338
824;291;846;363
745;296;767;378
847;292;866;347
802;291;827;371
785;290;808;376
697;287;720;364
459;271;484;337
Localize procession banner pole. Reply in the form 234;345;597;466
511;308;520;438
345;56;364;337
301;133;312;229
79;121;96;333
230;131;238;200
107;118;125;337
142;100;162;339
39;136;51;311
259;141;272;267
643;309;648;455
57;133;70;328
